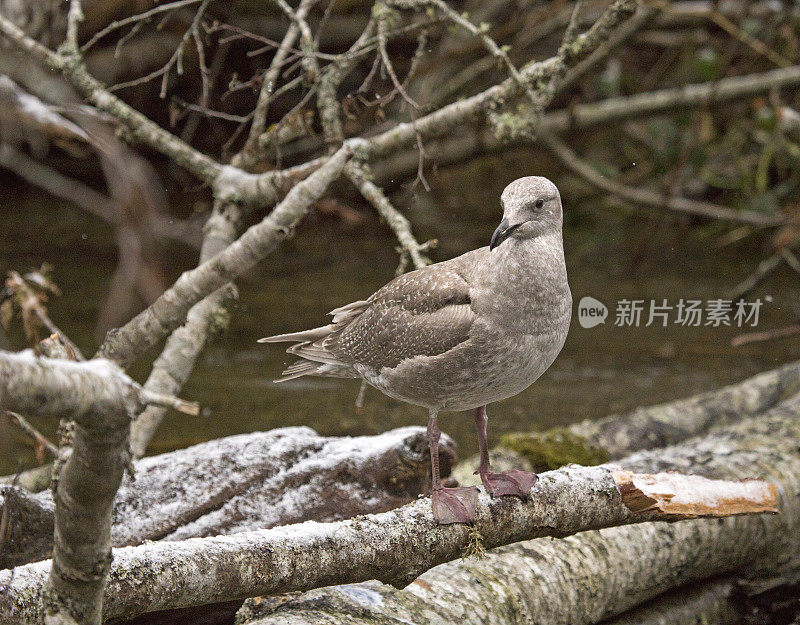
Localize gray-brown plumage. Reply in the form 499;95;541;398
260;176;572;523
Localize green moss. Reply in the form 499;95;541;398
461;525;486;560
500;429;609;471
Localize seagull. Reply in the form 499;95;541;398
259;176;572;523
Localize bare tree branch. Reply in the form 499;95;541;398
372;64;800;188
95;142;355;368
235;0;316;168
2;411;58;459
81;0;205;52
0;349;196;624
0;351;197;419
348;163;433;273
0;0;638;192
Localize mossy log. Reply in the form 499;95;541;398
0;426;454;569
496;359;800;472
234;395;800;625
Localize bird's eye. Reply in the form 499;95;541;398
535;199;544;209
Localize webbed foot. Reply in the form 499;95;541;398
431;486;479;524
477;469;538;498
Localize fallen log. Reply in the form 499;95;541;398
477;359;800;474
602;580;741;625
232;395;800;625
0;460;776;623
603;569;800;625
0;426;455;568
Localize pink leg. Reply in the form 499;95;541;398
428;409;478;524
474;405;538;497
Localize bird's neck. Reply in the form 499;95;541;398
478;231;571;332
496;231;566;280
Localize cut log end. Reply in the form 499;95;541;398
612;469;779;518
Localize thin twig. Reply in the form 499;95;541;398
376;4;419;110
95;142;355;367
65;0;83;53
732;324;800;347
728;254;783;300
236;0;315;165
707;9;791;68
82;0;204;51
107;0;212;98
3;271;86;361
540;130;780;227
413;0;540;107
139;390;200;416
2;410;59;458
348;163;433;273
780;247;800;276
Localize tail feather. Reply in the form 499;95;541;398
286;342;342;365
260;299;370;381
330;300;369;323
257;324;334;343
275;360;322;382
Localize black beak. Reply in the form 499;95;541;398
489;218;520;250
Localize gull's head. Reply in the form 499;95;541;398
490;176;562;250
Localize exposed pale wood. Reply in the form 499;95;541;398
611;469;778;517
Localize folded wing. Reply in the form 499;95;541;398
259;263;477;381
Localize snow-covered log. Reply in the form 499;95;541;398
0;460;776;623
0;426;455;567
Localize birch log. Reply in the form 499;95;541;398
0;426;456;567
234;396;800;625
0;462;777;623
466;358;800;476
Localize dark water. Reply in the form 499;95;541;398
2;159;800;474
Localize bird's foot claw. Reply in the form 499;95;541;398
479;470;538;498
431;486;479;524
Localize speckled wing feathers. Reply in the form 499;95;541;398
325;264;476;370
267;263;478;380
